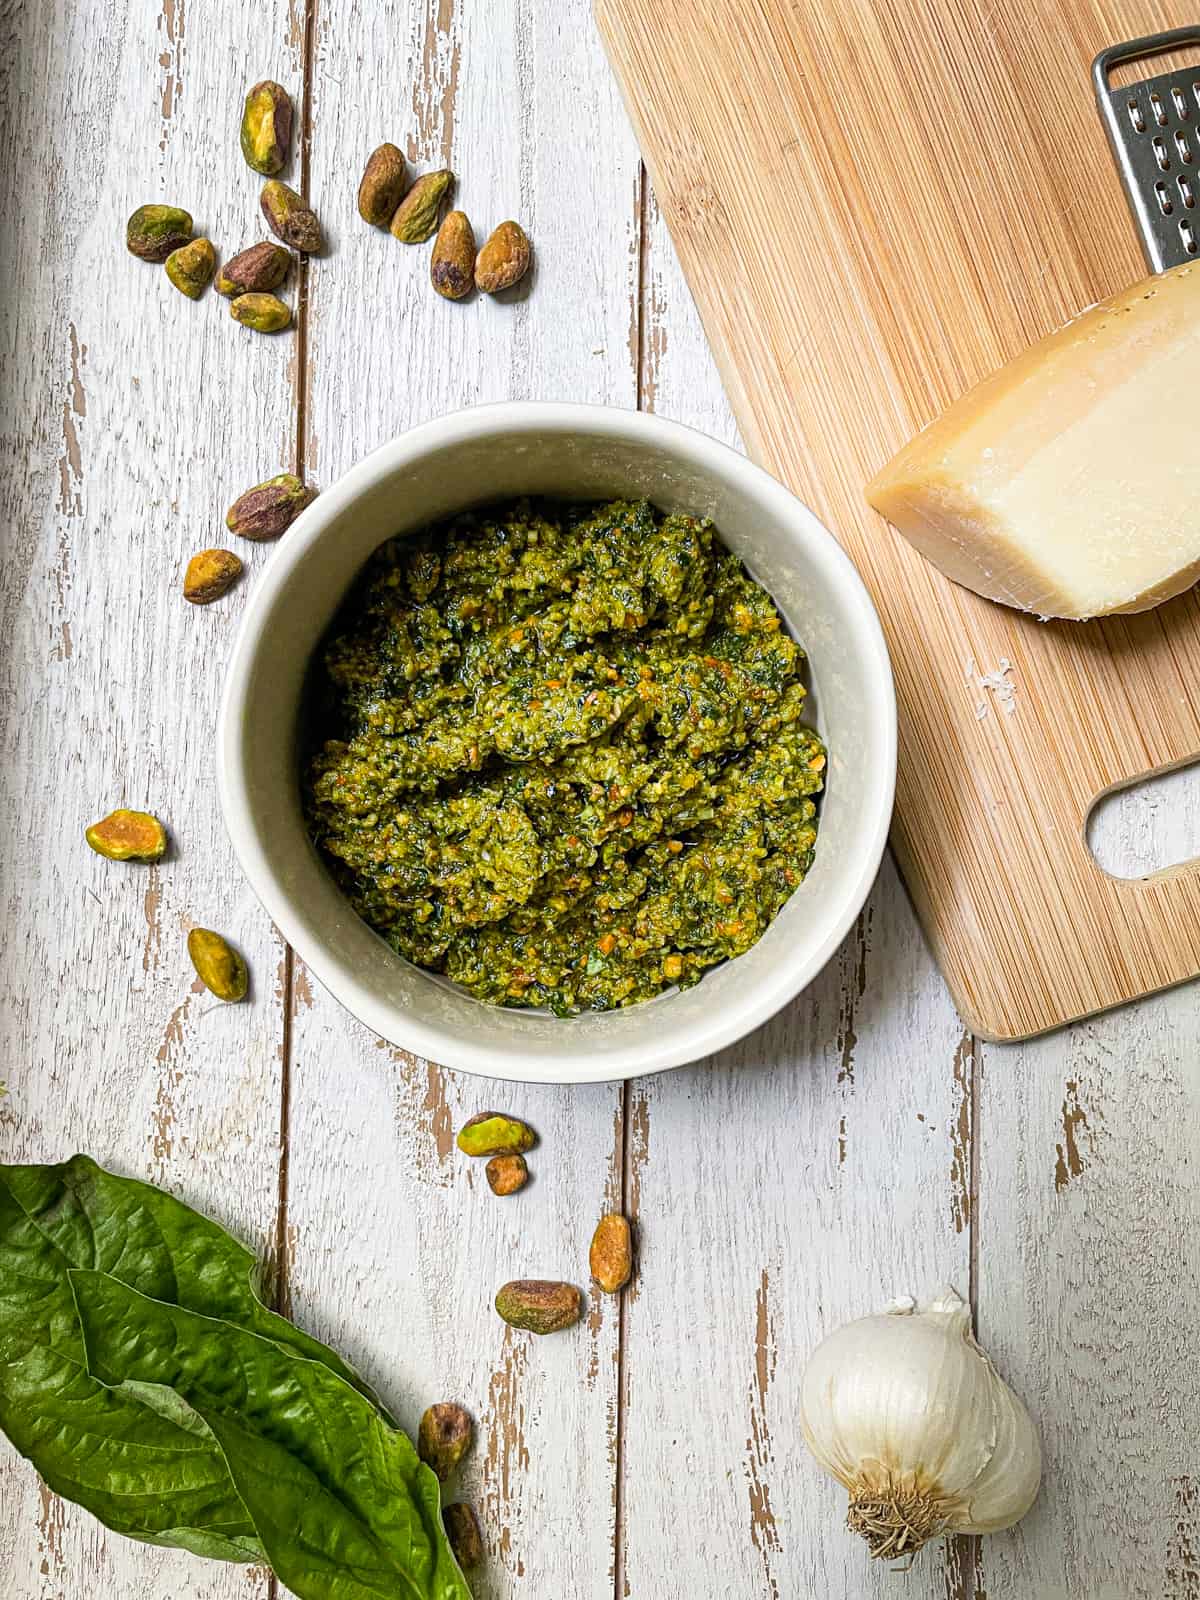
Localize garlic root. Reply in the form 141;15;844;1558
845;1479;961;1561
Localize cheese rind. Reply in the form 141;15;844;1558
866;263;1200;620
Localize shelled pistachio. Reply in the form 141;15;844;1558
216;242;291;297
165;238;216;299
230;292;291;332
240;80;292;175
358;143;408;225
260;180;323;253
389;169;453;243
126;204;193;262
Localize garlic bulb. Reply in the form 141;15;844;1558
800;1287;1041;1562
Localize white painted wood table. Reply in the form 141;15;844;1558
2;4;1198;1597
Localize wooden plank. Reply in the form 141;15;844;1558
0;2;303;1593
615;186;975;1599
976;795;1200;1600
282;1;643;1595
594;0;1200;1041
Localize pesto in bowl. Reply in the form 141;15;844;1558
303;496;825;1015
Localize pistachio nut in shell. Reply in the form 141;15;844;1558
230;291;291;332
389;169;454;243
417;1403;473;1481
86;809;168;863
494;1280;582;1335
357;143;408;225
165;238;216;299
485;1153;528;1196
187;928;248;1002
216;241;291;297
475;220;531;294
456;1112;536;1157
589;1212;633;1293
183;549;243;604
260;180;323;253
431;211;475;300
126;204;193;262
225;473;316;541
442;1504;483;1571
240;80;292;175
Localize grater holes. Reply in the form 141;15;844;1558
1129;98;1147;133
1157;180;1175;214
1175;87;1190;119
1153;135;1171;171
1150;90;1168;125
1177;129;1194;163
1180;175;1196;208
1180;217;1198;254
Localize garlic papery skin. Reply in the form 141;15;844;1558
799;1287;1041;1563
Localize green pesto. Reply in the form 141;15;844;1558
304;498;826;1015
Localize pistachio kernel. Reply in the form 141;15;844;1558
165;238;216;299
494;1280;582;1335
216;241;291;297
588;1213;633;1294
431;210;475;300
187;927;248;1002
126;204;193;262
456;1112;536;1157
86;810;168;862
442;1504;483;1571
260;180;323;253
417;1403;473;1481
240;80;292;175
357;143;408;226
183;549;243;604
485;1153;528;1196
230;291;291;332
475;220;532;294
389;169;454;243
225;473;316;541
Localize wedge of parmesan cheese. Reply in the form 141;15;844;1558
866;263;1200;620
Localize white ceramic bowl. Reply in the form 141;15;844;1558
218;403;896;1083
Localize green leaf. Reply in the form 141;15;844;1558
0;1167;262;1561
0;1154;391;1563
0;1343;262;1563
72;1271;472;1600
1;1155;390;1414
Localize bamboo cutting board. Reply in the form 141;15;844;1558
596;0;1200;1039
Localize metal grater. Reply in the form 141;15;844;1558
1094;25;1200;272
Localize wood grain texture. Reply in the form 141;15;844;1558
0;1;302;1595
617;889;979;1600
615;187;977;1600
975;771;1200;1600
978;1008;1200;1600
280;0;642;1594
595;0;1200;1040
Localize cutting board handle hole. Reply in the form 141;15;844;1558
1087;761;1200;880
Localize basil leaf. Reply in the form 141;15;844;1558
1;1155;391;1416
0;1167;262;1561
72;1270;472;1600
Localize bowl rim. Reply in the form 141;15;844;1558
217;401;897;1083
